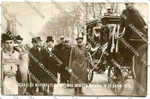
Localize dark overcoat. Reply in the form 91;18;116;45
69;45;89;84
53;43;71;83
28;47;58;84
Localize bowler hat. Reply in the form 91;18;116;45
46;36;54;42
36;37;42;41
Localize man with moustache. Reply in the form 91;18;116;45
54;36;71;84
69;36;89;95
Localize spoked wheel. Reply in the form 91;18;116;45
110;78;124;95
108;66;125;95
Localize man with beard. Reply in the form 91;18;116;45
28;36;47;95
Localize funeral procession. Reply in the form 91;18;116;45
0;2;148;96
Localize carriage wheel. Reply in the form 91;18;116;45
88;69;94;83
108;66;125;95
110;78;124;95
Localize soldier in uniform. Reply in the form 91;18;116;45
69;36;89;95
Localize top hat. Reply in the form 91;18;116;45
125;3;134;5
46;36;54;42
32;36;42;43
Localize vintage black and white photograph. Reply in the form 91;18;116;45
0;2;148;96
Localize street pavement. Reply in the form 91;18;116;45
53;70;135;96
0;70;135;96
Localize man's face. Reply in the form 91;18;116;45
77;39;83;46
65;40;69;45
125;3;134;9
4;40;14;50
107;9;112;14
61;38;65;44
58;38;65;45
36;41;42;48
47;41;54;48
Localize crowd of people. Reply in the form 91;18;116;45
1;31;90;95
1;3;148;96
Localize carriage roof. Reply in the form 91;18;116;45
86;16;121;28
101;16;121;24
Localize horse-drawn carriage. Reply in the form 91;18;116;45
86;15;147;95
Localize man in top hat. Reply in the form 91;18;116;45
46;36;54;50
41;36;62;95
28;36;47;95
29;36;60;95
31;36;43;51
69;36;89;95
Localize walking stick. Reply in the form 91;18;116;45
68;47;73;74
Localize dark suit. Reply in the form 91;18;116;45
54;43;71;83
119;7;147;96
28;47;58;95
116;7;147;66
119;7;147;49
